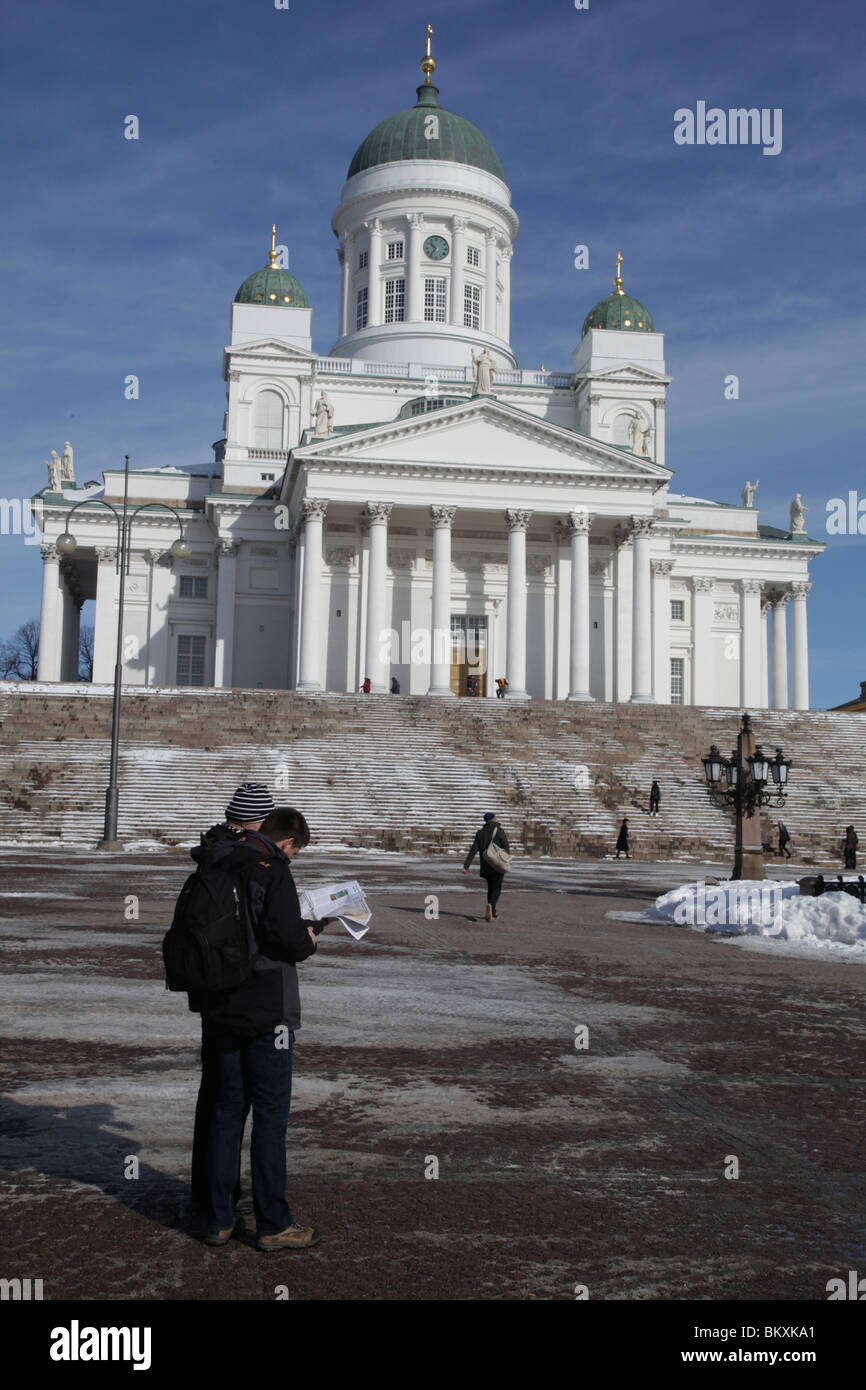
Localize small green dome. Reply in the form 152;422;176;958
582;290;654;337
234;265;309;307
348;84;505;182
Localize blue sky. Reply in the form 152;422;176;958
2;0;864;708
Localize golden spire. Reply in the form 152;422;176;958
267;223;278;269
420;23;436;83
613;251;624;295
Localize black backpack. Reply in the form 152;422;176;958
162;861;254;993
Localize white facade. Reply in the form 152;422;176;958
32;63;822;708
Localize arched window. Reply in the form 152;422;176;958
612;412;633;447
255;390;284;449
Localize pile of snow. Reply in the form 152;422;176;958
647;879;866;960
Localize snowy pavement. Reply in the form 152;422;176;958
1;848;864;1301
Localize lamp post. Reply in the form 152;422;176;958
56;454;191;850
701;712;791;880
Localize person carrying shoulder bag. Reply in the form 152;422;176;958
463;811;511;922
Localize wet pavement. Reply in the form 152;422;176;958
0;847;863;1301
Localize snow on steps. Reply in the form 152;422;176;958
0;684;863;858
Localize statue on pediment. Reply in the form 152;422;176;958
790;493;807;534
471;347;495;396
46;452;62;491
741;479;759;508
313;392;334;437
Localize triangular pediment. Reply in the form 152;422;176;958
224;338;316;363
293;397;670;480
578;363;670;386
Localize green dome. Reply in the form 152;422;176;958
234;265;309;307
347;84;505;182
582;290;654;337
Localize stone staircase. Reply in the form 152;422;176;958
0;683;863;861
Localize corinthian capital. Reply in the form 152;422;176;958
431;505;456;530
566;509;593;536
629;515;655;538
506;508;532;533
366;501;393;525
302;498;329;524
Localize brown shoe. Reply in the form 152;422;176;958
257;1223;321;1252
485;904;492;922
203;1217;245;1246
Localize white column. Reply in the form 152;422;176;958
339;232;352;339
771;590;789;710
740;579;762;708
790;581;810;710
652;397;666;468
566;510;593;701
364;502;392;693
692;577;715;705
629;517;653;702
484;230;498;335
428;505;455;695
613;528;632;702
366;219;383;327
213;540;239;689
500;245;512;344
450;217;466;327
505;509;531;699
760;597;769;708
145;549;172;686
37;543;63;681
298;499;327;691
554;531;570;699
92;547;118;684
652;559;673;703
59;560;81;681
406;214;425;322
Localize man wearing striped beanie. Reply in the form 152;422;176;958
190;780;276;1215
225;782;276;831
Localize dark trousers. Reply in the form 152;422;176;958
779;842;792;858
483;871;503;912
198;1023;294;1237
191;1023;246;1212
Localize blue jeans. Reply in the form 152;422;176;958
200;1024;294;1237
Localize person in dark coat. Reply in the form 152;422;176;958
649;781;661;816
463;812;510;921
191;782;276;1220
191;806;325;1252
615;817;630;859
778;822;792;859
844;826;858;870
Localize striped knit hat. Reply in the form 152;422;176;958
225;782;276;825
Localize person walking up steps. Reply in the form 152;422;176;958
463;812;511;921
615;817;631;859
649;781;661;817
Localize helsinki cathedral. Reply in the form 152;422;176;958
34;27;821;708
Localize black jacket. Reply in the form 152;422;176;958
464;819;510;879
188;825;317;1037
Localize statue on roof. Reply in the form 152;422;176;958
46;451;62;492
790;493;807;534
471;347;495;396
741;478;759;508
313;392;334;437
61;441;74;483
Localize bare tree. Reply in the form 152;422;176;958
0;619;40;680
79;624;95;681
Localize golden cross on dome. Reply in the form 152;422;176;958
268;224;278;269
421;23;436;83
614;251;624;294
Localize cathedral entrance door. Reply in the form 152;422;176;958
450;614;488;696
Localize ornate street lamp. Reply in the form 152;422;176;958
56;454;190;850
701;712;792;880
